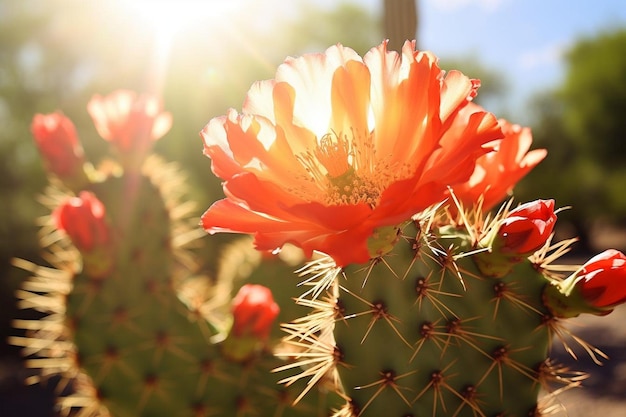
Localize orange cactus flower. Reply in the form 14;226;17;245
452;109;547;211
200;40;503;266
87;90;172;166
31;112;86;180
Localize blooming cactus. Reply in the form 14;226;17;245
200;40;503;266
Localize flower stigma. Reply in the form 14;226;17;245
295;130;410;208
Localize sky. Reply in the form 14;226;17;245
350;0;626;122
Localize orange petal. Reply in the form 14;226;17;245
330;60;371;135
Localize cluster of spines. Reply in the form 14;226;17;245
276;204;598;417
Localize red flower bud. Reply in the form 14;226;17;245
543;249;626;318
52;191;109;252
31;112;85;180
497;199;556;255
575;249;626;309
231;284;279;340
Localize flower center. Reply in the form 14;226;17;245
326;167;381;207
315;134;351;178
295;130;408;208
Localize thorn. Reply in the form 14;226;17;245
413;274;461;319
354;369;417;414
539;314;608;366
413;362;459;417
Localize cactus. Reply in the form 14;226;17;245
276;203;590;417
11;40;626;417
11;90;338;417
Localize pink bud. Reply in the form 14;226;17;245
231;284;279;340
498;199;556;255
31;112;85;179
52;191;109;252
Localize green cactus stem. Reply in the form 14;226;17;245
278;205;599;417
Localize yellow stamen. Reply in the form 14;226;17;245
294;129;411;208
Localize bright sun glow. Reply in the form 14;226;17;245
122;0;243;38
114;0;247;93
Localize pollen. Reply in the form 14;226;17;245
296;129;411;208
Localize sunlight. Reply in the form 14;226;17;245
114;0;247;92
121;0;243;33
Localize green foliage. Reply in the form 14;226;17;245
562;28;626;167
521;28;626;241
279;0;383;56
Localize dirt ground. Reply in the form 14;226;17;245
548;304;626;416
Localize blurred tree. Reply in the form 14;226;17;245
279;0;383;56
518;28;626;252
562;29;626;168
